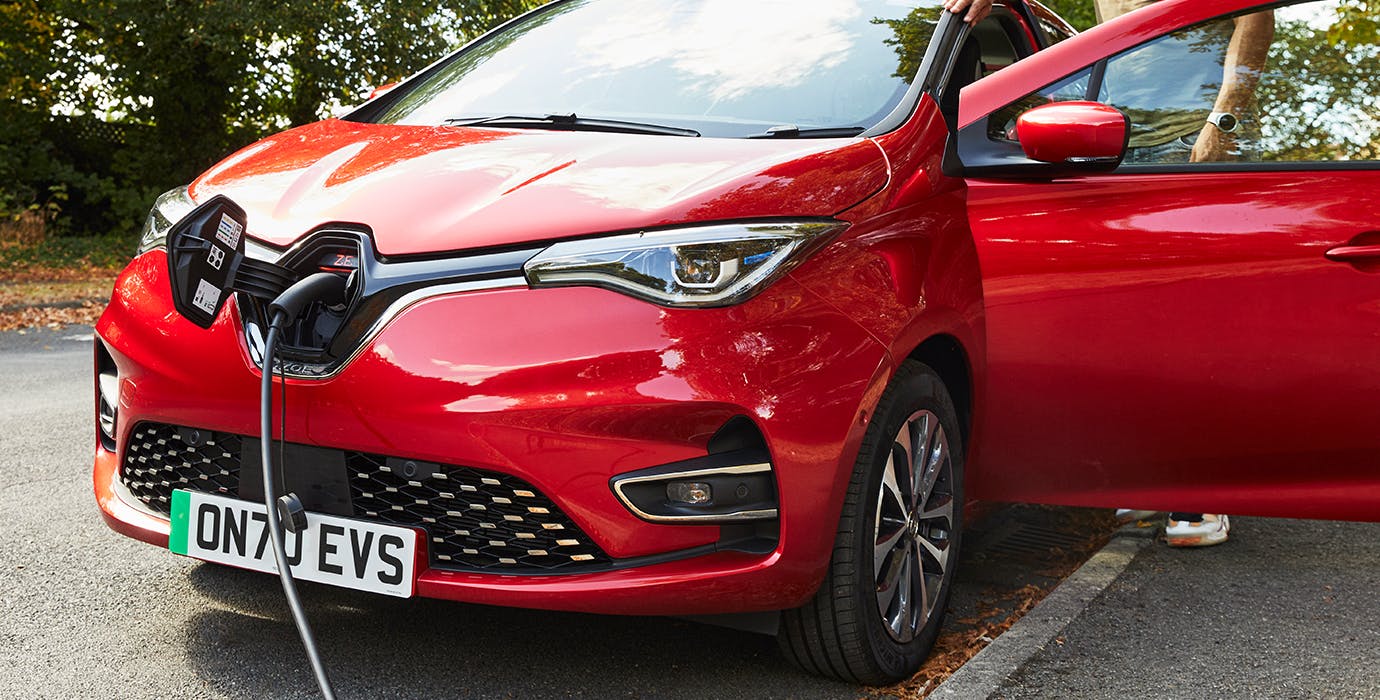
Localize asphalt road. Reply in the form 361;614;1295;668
1;326;865;699
992;516;1380;698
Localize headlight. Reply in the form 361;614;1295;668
522;221;845;307
136;186;196;255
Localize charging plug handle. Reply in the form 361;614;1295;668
269;272;348;329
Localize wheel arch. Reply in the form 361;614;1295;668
905;334;973;449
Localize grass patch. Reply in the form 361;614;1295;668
0;234;135;276
0;235;130;329
0;277;115;309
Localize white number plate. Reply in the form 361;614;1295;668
169;489;417;598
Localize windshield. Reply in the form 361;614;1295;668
363;0;946;138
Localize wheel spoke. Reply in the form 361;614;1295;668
888;444;910;510
873;521;906;580
884;450;910;509
906;414;930;509
895;420;916;489
917;494;953;527
913;540;929;631
917;534;949;574
876;533;907;601
888;553;914;638
918;426;948;503
876;574;901;621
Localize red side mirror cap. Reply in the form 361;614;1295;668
1015;101;1129;166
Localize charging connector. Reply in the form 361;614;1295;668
260;272;348;700
165;196;350;699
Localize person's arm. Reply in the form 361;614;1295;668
942;0;994;23
1191;11;1275;162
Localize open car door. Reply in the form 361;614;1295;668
952;0;1380;520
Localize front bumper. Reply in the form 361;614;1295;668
94;251;890;615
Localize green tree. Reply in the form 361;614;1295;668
1328;0;1380;46
52;0;549;184
1258;8;1380;160
1037;0;1097;31
874;5;946;82
0;1;65;219
2;0;548;235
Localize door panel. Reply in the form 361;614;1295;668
966;170;1380;520
957;0;1380;520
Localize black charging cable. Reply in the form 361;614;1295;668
260;272;348;700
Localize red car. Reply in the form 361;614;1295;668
94;0;1379;684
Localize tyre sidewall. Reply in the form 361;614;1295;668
855;363;965;678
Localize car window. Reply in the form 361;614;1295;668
1026;0;1078;46
359;0;948;139
973;5;1041;76
986;0;1380;165
939;5;1043;131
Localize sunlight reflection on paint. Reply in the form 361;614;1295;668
576;0;862;102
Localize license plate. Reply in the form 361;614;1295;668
168;489;417;597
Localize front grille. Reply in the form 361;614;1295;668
122;424;242;514
120;422;611;572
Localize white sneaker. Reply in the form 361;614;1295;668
1165;514;1230;547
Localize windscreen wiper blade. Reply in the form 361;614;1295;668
748;125;868;139
444;113;700;137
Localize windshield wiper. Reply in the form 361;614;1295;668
748;125;868;139
443;113;700;137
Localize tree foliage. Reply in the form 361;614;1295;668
1327;0;1380;45
1038;0;1097;31
1259;6;1380;160
1;0;547;236
0;2;63;217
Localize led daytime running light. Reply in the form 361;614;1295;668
523;221;844;308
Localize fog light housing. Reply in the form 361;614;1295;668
610;449;777;523
667;481;713;505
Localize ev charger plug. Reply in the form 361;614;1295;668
165;197;349;699
260;272;349;700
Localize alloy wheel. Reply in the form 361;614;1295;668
872;409;954;643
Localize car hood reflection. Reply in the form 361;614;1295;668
190;119;888;256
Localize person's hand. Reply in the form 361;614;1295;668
943;0;993;23
1190;123;1236;163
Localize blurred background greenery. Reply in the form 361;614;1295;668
1041;0;1097;31
0;0;547;251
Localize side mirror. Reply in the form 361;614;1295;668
367;82;399;101
1015;101;1128;167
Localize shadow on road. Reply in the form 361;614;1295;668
180;564;857;699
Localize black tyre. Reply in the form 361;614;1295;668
778;360;964;684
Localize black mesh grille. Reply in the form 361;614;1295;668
120;422;611;572
122;424;242;515
348;453;609;571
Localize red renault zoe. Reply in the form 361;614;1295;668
94;0;1380;683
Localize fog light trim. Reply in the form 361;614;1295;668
611;450;777;523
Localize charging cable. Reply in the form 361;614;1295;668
260;272;348;700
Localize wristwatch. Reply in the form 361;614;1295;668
1206;111;1239;133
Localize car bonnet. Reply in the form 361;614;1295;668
190;119;888;256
